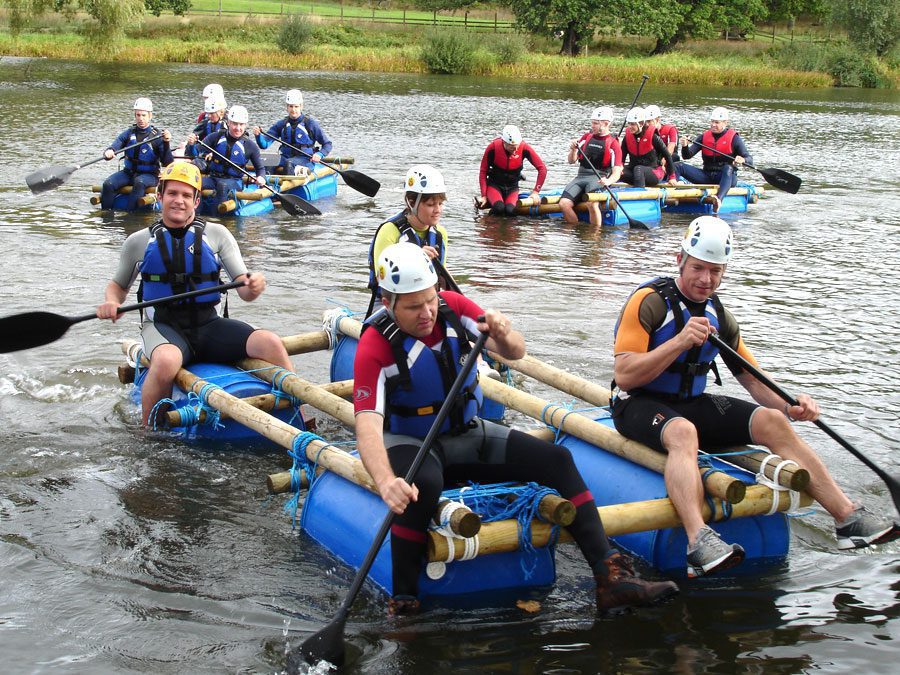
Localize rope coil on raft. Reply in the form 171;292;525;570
285;431;332;528
322;305;358;350
757;453;803;515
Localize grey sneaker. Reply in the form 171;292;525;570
686;526;745;578
835;504;899;550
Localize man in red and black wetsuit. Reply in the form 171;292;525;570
354;242;678;616
620;107;676;189
476;125;547;216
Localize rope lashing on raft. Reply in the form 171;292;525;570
284;431;331;528
539;401;606;443
264;366;304;428
756;452;804;515
435;482;563;579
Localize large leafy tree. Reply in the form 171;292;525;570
504;0;598;56
826;0;898;55
2;0;182;38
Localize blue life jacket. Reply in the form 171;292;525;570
123;126;163;175
209;134;248;179
614;276;724;400
366;298;482;437
279;115;314;158
139;221;222;307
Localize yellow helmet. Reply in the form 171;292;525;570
160;161;202;192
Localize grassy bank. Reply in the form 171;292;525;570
2;10;892;89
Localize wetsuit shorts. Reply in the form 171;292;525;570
561;174;601;203
141;306;257;364
611;392;761;453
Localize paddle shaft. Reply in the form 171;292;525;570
83;279;246;324
692;140;758;170
298;329;489;666
617;74;650;139
196;138;270;188
574;145;647;229
432;258;462;294
85;133;165;168
258;128;333;172
707;332;900;508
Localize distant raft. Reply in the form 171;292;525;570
90;157;354;216
477;182;763;226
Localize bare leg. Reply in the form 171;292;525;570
247;329;293;371
141;344;183;426
559;197;579;224
661;418;707;544
750;407;854;521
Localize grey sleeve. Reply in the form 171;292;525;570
205;223;249;279
111;229;152;290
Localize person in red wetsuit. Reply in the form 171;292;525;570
621;107;676;189
354;242;678;615
476;125;547;216
645;105;679;167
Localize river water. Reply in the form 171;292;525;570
1;58;898;673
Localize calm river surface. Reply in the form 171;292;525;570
1;58;899;674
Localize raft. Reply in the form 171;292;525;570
478;182;762;225
115;313;811;601
90;157;352;216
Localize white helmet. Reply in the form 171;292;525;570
625;107;645;124
681;216;733;264
202;83;224;99
405;164;447;195
204;97;226;114
376;242;439;294
644;104;661;120
710;106;729;121
500;124;522;145
133;97;153;113
228;105;249;124
285;89;304;106
591;106;614;122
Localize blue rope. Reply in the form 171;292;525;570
440;482;561;579
284;431;329;529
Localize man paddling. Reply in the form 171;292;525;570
674;107;751;213
96;161;292;427
354;242;678;614
620;107;676;189
365;165;449;317
100;97;173;211
611;217;898;577
559;106;623;225
197;105;267;204
252;89;333;176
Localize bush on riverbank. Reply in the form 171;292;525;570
276;14;314;55
421;29;477;74
772;42;891;88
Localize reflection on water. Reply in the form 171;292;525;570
0;58;898;673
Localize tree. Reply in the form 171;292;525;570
3;0;145;41
826;0;899;55
504;0;598;56
144;0;191;17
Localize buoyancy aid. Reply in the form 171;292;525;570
624;124;659;167
209;134;248;179
366;212;446;293
366;299;482;437
279;115;314;158
139;220;222;309
577;133;614;174
123;126;163;175
701;128;737;171
659;123;680;160
485;138;525;189
614;277;724;400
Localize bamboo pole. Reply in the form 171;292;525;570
487;352;807;491
479;377;746;504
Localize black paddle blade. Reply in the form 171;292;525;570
0;311;75;353
289;617;347;671
628;217;650;230
278;192;322;216
341;169;380;197
25;164;77;194
758;167;801;194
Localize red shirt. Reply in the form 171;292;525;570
353;291;484;416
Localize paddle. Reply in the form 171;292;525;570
616;74;650;139
573;145;649;230
691;140;802;194
257;129;380;198
432;258;462;294
195;140;321;216
707;333;900;513
291;327;490;670
0;280;246;354
25;133;164;194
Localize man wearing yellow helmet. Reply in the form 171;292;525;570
96;162;292;427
